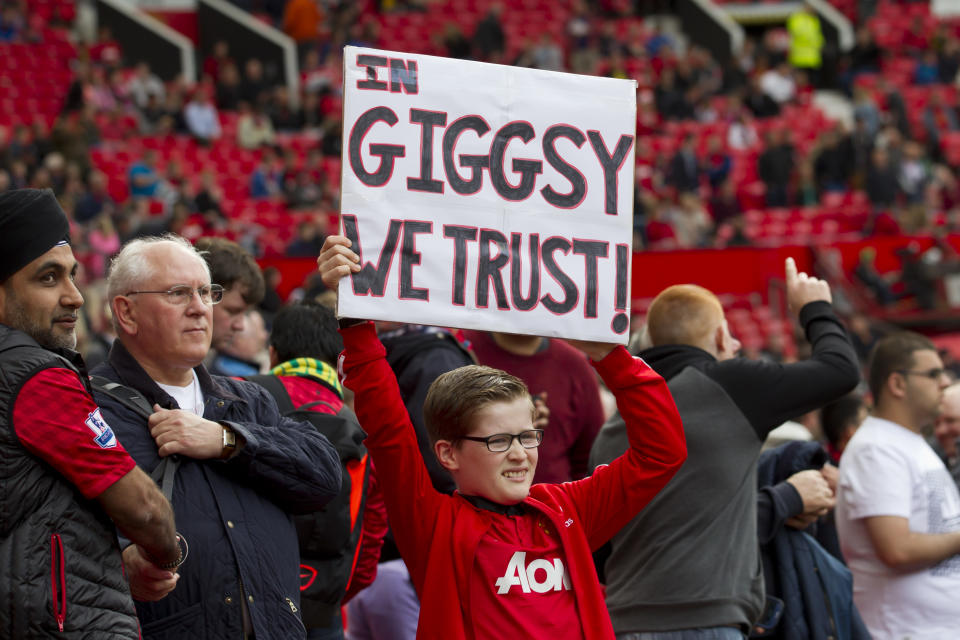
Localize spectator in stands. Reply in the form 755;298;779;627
821;392;867;464
878;79;911;138
268;87;304;132
126;62;165;111
183;87;222;145
854;246;900;306
286;172;324;210
159;88;187;134
346;559;419;640
320;114;343;157
255;302;387;640
84;67;119;111
241;58;269;107
441;23;471;59
813;126;854;195
761;61;798;105
194;237;265;377
286;221;325;258
0;189;182;638
667;192;712;248
939;36;960;83
645;23;674;58
787;1;824;86
284;0;324;59
655;68;694;121
75;170;115;224
138;93;168;134
914;50;940;85
903;15;930;58
473;2;505;61
85;214;121;281
645;202;678;250
755;441;864;639
899;140;932;205
194;171;226;223
922;89;958;158
848;25;881;79
591;259;858;639
933;382;960;489
703;135;732;188
759;128;795;207
795;161;820;206
666;134;700;195
726;113;758;151
202;40;233;84
211;308;267;377
88;25;122;69
128;150;163;199
709;178;742;227
215;63;243;111
852;86;881;138
237;102;276;150
743;73;780;119
837;333;960;640
250;149;282;199
530;32;565;71
0;4;23;42
93;236;341;640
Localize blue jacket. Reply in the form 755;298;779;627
756;442;870;640
92;340;342;640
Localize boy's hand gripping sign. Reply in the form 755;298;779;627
339;46;637;343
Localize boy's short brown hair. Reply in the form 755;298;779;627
423;365;532;445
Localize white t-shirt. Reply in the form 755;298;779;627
156;370;205;417
836;416;960;640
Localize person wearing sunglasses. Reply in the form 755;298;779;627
837;332;960;640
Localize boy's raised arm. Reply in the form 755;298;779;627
317;235;446;577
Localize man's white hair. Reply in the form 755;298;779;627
106;234;210;302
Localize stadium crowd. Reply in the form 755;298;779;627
3;0;960;639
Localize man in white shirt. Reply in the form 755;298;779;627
836;332;960;640
183;89;222;144
760;62;797;104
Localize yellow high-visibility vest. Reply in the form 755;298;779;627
787;11;824;69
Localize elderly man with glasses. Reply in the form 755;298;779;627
836;332;960;640
90;234;342;640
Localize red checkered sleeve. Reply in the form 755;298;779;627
12;367;136;499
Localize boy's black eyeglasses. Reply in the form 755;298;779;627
460;429;544;452
125;284;225;306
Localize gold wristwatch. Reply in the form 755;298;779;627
220;425;237;459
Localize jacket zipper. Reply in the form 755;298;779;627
50;533;66;632
284;597;306;633
813;565;837;639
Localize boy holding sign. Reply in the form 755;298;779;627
317;235;686;639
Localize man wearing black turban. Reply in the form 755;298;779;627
0;189;182;637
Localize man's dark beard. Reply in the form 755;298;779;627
2;291;76;351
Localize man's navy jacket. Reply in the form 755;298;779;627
92;340;341;640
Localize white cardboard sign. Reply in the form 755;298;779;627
338;46;636;342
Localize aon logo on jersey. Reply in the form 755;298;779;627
495;551;571;595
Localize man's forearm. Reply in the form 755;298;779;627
879;530;960;569
866;515;960;570
118;488;179;566
98;468;180;565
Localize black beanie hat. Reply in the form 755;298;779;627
0;189;71;283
